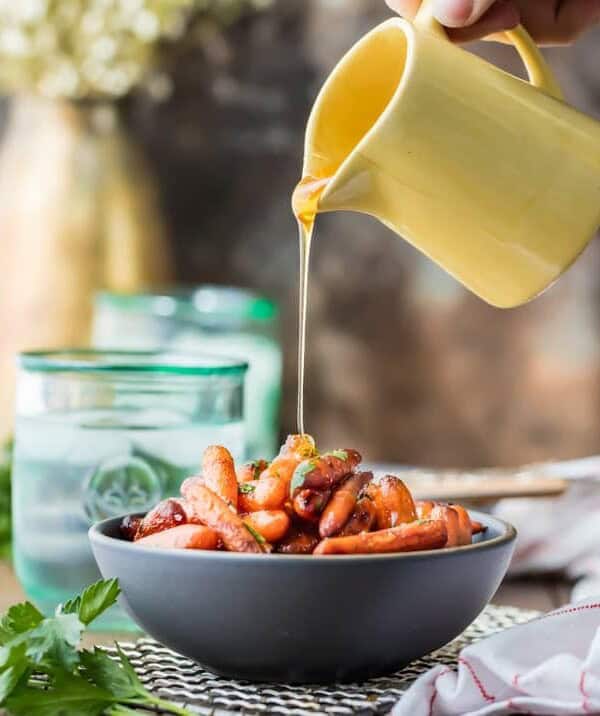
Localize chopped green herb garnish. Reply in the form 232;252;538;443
289;460;317;496
328;449;348;461
244;523;266;545
239;483;256;494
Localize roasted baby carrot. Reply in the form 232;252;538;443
238;476;288;512
290;449;361;495
338;494;377;536
120;515;142;541
259;457;301;488
242;510;290;543
292;487;331;522
184;483;263;553
417;501;474;546
135;524;219;550
470;520;487;535
202;445;238;511
447;504;473;546
275;526;320;554
415;500;435;520
313;519;447;555
279;433;317;460
250;435;318;491
319;471;372;538
135;498;188;540
429;503;460;547
375;475;417;528
181;475;204;498
237;459;269;484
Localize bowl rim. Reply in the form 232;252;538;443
89;509;516;563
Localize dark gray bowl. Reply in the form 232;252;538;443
89;511;515;684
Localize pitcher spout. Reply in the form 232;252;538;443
301;19;412;216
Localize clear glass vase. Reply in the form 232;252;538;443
0;95;173;442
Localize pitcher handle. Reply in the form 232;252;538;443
413;1;563;100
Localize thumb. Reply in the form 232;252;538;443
432;0;497;26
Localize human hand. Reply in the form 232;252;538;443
386;0;600;44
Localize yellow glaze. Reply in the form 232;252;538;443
301;8;600;307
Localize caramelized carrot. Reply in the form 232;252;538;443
338;495;377;536
429;503;460;547
120;515;142;541
290;449;361;495
135;498;187;540
470;520;487;535
184;483;263;553
313;519;447;555
202;445;238;511
319;471;372;538
259;457;301;488
238;476;288;512
180;475;204;497
417;500;475;546
237;459;269;484
135;524;219;550
448;504;473;546
279;434;317;459
415;500;435;520
242;510;290;543
292;488;331;522
376;475;417;528
275;526;320;554
253;434;318;491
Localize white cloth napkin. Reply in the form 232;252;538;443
392;596;600;716
494;480;600;601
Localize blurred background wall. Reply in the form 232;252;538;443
2;0;600;467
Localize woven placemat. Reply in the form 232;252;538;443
105;604;539;715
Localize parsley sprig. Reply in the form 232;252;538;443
0;579;193;716
0;440;12;559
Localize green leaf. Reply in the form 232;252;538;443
5;669;114;716
60;578;120;625
0;602;44;643
327;449;348;461
79;648;142;700
0;576;194;716
238;483;255;494
289;460;317;496
114;645;143;690
25;614;83;671
105;706;141;716
0;641;29;703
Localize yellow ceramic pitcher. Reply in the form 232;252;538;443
301;6;600;307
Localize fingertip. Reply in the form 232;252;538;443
447;0;519;42
433;0;474;27
491;0;520;30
